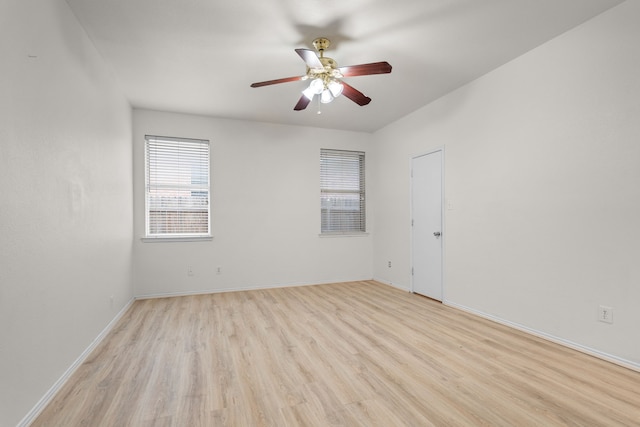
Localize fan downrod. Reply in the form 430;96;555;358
311;38;337;68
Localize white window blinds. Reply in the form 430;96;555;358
145;135;210;237
320;149;366;233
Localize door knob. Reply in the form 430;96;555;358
433;231;441;237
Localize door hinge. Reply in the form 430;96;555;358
411;219;414;226
411;267;414;276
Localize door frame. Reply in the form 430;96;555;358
410;147;445;301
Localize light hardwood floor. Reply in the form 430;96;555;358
33;281;640;426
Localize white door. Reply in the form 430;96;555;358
411;150;443;300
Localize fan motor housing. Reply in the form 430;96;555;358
312;37;331;52
320;57;337;68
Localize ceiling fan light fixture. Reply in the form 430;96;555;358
309;78;325;95
302;86;316;100
320;89;334;104
328;80;343;97
250;37;392;111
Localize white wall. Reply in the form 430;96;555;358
373;1;640;368
0;1;133;426
133;110;373;297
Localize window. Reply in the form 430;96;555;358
320;149;366;234
145;135;210;238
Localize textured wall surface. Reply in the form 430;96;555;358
0;1;133;425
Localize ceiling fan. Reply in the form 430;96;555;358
250;37;392;111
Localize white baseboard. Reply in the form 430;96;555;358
135;277;375;300
17;298;135;427
371;277;411;292
444;300;640;373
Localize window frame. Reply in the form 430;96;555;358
320;148;366;235
143;135;211;241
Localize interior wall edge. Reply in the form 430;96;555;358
16;298;136;427
445;300;640;374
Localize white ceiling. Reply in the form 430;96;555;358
65;0;623;133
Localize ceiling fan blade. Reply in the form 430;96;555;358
250;76;304;88
338;61;392;77
293;95;311;111
341;82;371;106
295;48;324;69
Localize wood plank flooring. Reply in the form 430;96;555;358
32;281;640;426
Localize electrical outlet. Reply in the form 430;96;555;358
598;305;613;324
187;266;194;277
216;266;221;275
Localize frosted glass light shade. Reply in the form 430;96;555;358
320;89;334;104
328;80;343;97
302;86;316;100
309;78;325;95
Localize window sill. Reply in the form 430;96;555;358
319;232;369;238
141;236;213;243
